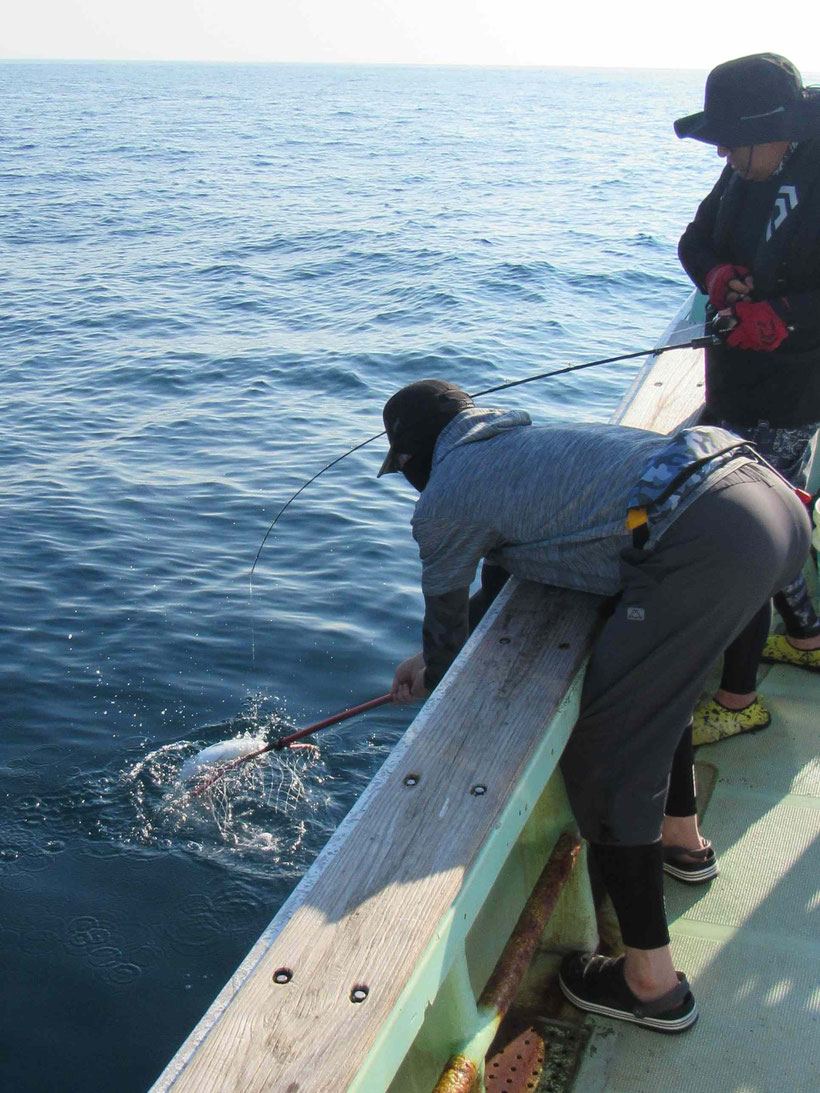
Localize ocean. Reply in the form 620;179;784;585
2;61;721;1091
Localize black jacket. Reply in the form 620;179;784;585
679;139;820;426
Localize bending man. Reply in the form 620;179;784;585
380;379;809;1032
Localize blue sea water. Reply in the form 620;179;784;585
1;61;722;1091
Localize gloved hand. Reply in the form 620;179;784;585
725;300;789;351
704;263;753;309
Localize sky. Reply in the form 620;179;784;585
2;0;816;72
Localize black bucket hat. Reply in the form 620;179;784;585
674;53;820;147
377;380;473;478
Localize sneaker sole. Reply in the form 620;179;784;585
663;861;719;883
761;655;820;674
559;976;699;1033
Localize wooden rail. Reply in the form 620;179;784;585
154;579;601;1093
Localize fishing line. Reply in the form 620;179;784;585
250;430;385;594
248;428;387;661
249;334;715;600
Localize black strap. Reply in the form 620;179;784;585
630;440;752;551
646;441;750;510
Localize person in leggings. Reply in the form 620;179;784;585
380;380;810;1032
675;53;820;743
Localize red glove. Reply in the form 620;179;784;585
725;300;789;351
704;263;752;309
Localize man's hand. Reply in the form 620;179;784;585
724;299;789;351
391;652;430;704
705;264;753;309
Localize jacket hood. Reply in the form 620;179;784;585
433;407;532;465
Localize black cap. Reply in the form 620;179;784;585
674;53;820;146
377;380;473;478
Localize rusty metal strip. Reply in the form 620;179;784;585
432;832;582;1093
479;832;581;1016
431;1055;480;1093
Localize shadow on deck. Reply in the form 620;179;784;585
565;657;820;1093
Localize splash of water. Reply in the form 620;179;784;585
118;697;331;873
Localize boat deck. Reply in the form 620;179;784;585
570;645;820;1092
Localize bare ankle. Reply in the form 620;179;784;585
715;688;756;710
623;948;679;1001
662;814;703;852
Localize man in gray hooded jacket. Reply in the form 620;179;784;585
380;379;809;1033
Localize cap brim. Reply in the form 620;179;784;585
674;111;715;142
377;448;399;477
675;95;820;145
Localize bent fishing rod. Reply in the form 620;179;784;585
250;331;717;586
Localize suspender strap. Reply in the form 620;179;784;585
632;523;649;549
626;441;750;550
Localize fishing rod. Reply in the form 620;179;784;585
250;332;717;586
190;693;393;797
472;333;716;398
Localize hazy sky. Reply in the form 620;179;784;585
3;0;816;71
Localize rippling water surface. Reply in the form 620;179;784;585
1;61;721;1090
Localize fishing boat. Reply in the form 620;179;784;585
151;291;820;1093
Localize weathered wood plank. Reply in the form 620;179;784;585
614;344;705;432
164;584;602;1092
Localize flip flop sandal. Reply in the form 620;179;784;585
662;839;718;883
559;953;698;1033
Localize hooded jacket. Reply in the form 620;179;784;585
678;137;820;426
412;408;753;687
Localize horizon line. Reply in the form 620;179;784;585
0;57;712;72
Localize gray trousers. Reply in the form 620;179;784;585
560;462;811;846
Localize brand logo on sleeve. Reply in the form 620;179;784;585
766;184;798;240
626;607;645;621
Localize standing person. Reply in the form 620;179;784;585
380;379;810;1032
675;53;820;745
